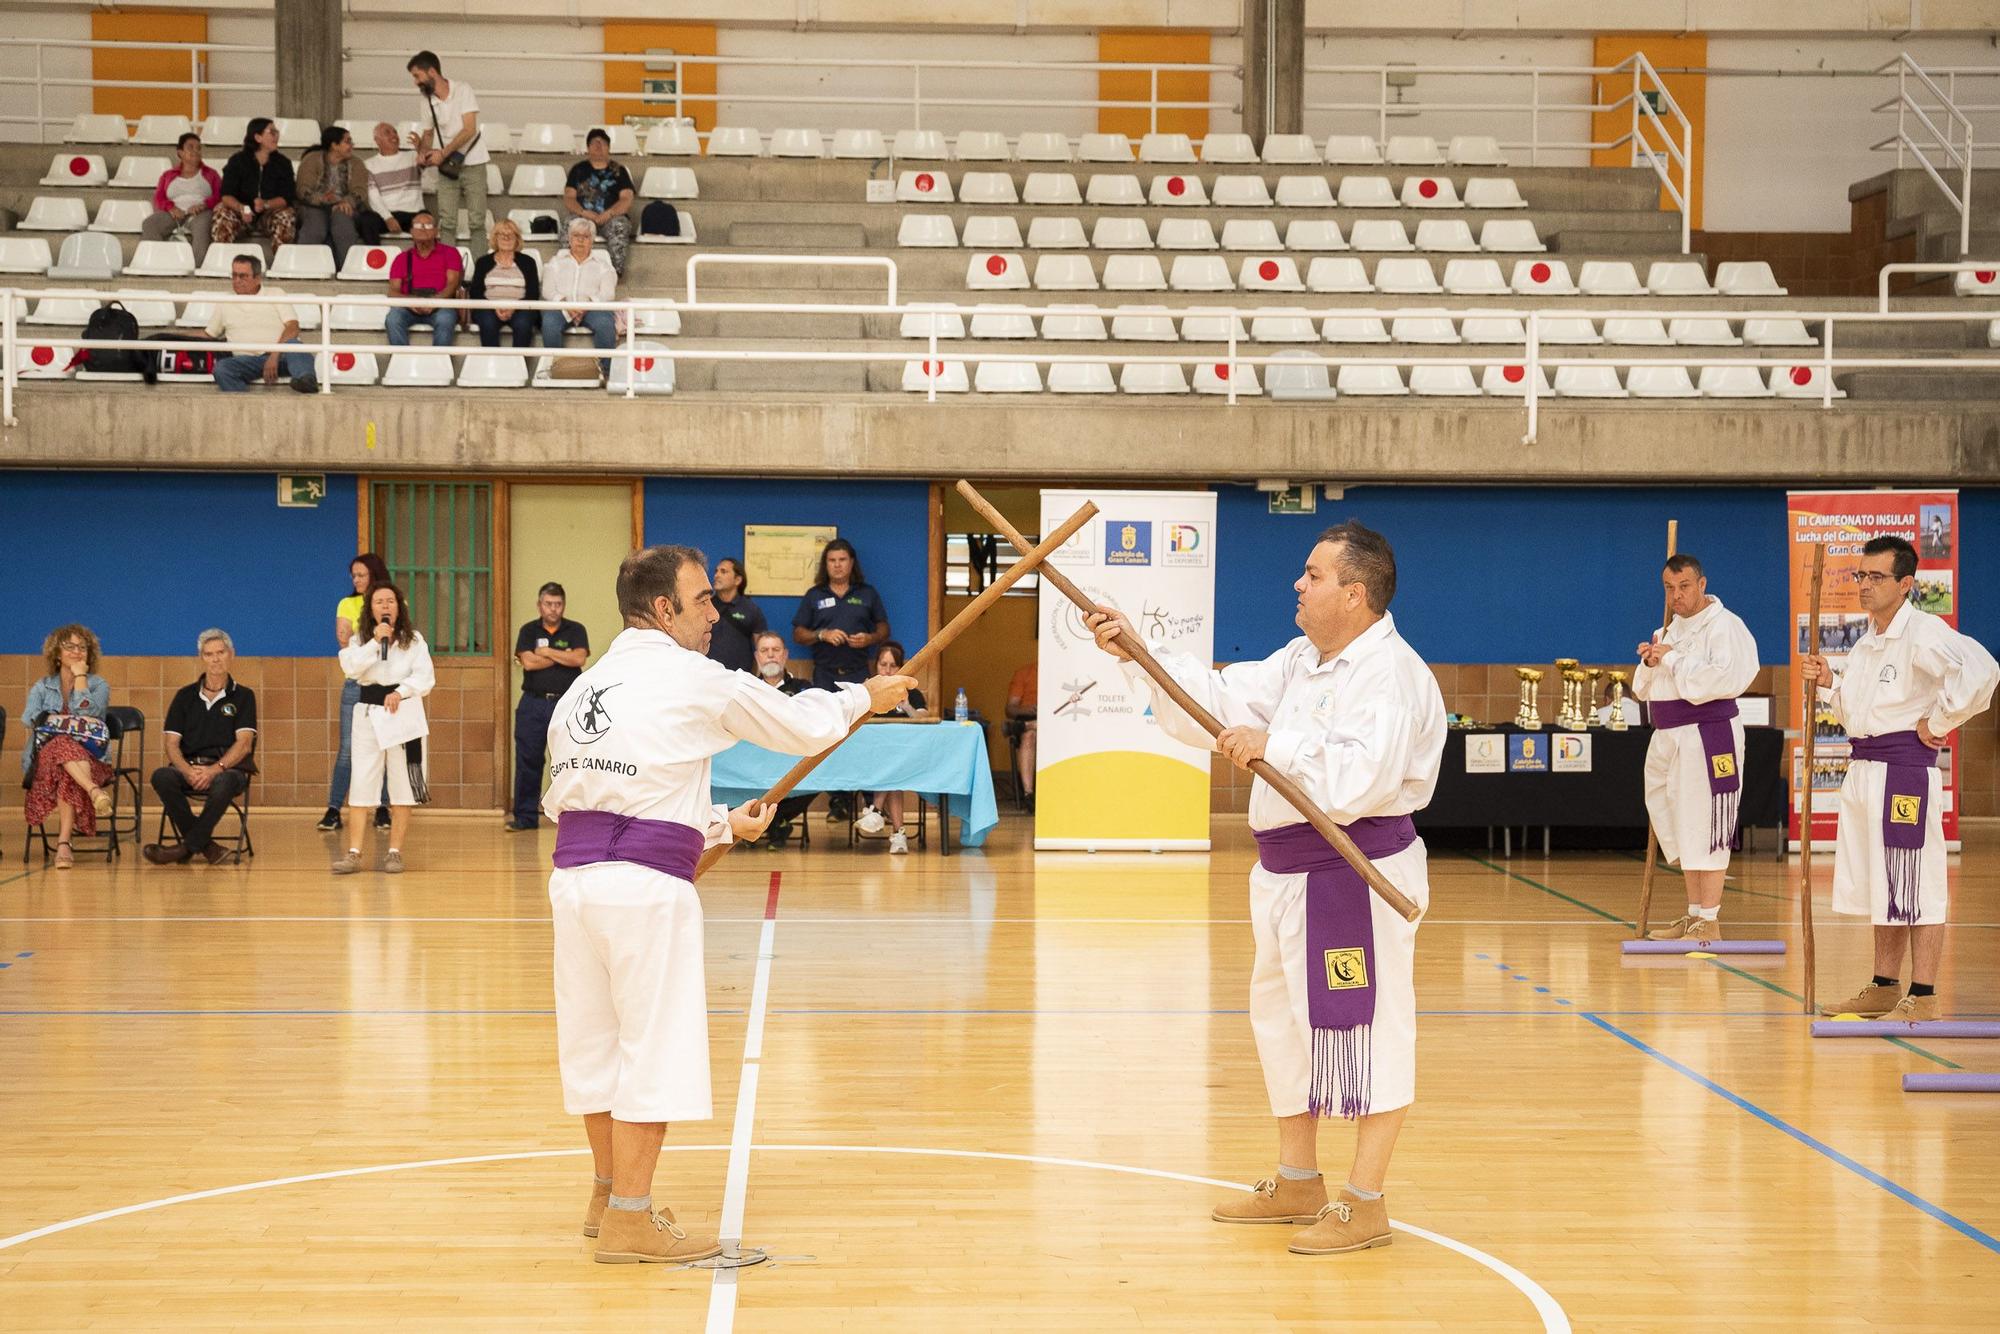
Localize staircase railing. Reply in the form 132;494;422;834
1872;53;1977;256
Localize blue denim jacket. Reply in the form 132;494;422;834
21;674;109;773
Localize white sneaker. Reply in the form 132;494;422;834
888;831;909;855
855;806;887;835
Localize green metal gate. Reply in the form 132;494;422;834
369;481;493;655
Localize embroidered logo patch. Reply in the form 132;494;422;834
1891;795;1921;825
1710;754;1736;780
1323;948;1368;990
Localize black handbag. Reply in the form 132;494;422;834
427;96;478;180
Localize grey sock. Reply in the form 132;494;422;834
607;1193;651;1212
1277;1163;1322;1182
1344;1182;1383;1201
593;1175;613;1187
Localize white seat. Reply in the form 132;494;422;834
21;197;89;231
41;153;108;186
1479;220;1545;252
1022;173;1082;205
1169;255;1235;291
1041;305;1107;340
1392;313;1460;344
974;360;1044;393
961;215;1024;248
1646;261;1716;295
1386;135;1444;166
91;199;151;234
1540;317;1602;345
831;127;888;159
1251;309;1317;343
1157;218;1219;250
897;214;958;247
1604;318;1672;346
896;169;953;202
485;164;506;195
1553;364;1628;397
1220;219;1283;251
1627;364;1700;398
11;342;72;380
1283;220;1347;252
968;304;1036;339
1481;363;1552;396
478;122;515;152
1102;255;1167;291
1410;364;1482;395
457;352;530;388
1015;132;1073;162
966;252;1029;289
1268;351;1337;399
1743;317;1816;347
640;166;697;199
199;117;250;147
1323;135;1382;165
1579;261;1645;296
132;115;193;146
1194;360;1261;395
1179;308;1247;341
1260;134;1319;165
1336;176;1397;208
1373;257;1441;294
1091;217;1153;250
1442;257;1508;295
383;353;456;387
1139;133;1196;163
1077;133;1134;163
1032;254;1099;290
1199;133;1258;164
1414;219;1477;252
1337;365;1409;396
1715;261;1787;296
65;114;127;144
1461;314;1526;343
958;171;1019;205
1510;258;1577;295
1025;216;1087;249
1954;268;2000;296
1348;219;1413;251
291;304;321;333
1321;315;1391;343
632;306;681;336
1699;364;1774;398
902;359;968;392
1084;174;1144;206
609;343;677;395
275;118;320;148
1119;363;1190;394
1463;176;1528;209
1047;361;1116;393
268;244;336;280
329;302;389;331
891;129;947;159
769;128;825;158
28;297;100;325
1400;176;1461;208
1305;257;1373;292
1237;255;1303;292
0;237;56;274
508;164;566;196
48;231;124;279
321;350;380;385
1109;306;1179;341
110;155;171;188
1771;364;1845;398
1275;175;1334;208
518;123;576;153
952;130;1010;161
338;244;399;280
1670;318;1741;347
1447;135;1506;166
708;126;764;157
124;240;195;281
174;300;215;329
644;121;702;156
1213;175;1274;207
1148;173;1209;206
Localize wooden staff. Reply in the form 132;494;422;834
1800;542;1824;1014
693;497;1099;879
955;480;1422;923
1634;519;1678;939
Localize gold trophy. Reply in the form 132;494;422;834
1514;667;1544;730
1584;668;1604;728
1605;670;1630;731
1553;659;1582;729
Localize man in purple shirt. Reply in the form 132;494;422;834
385;209;463;346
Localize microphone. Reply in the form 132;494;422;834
379;614;393;661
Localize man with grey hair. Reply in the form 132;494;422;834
144;630;258;866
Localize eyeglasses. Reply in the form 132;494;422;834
1851;571;1902;586
58;640;87;652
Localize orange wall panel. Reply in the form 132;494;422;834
91;10;208;124
604;22;717;140
1590;33;1705;229
1098;30;1210;141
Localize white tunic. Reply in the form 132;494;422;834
1126;612;1445;1116
1823;602;1997;924
1632;596;1759;872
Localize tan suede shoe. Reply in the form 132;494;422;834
1682;915;1722;943
594;1207;721;1265
582;1180;612;1238
1820;982;1903;1019
1879;993;1942;1025
1288;1190;1394;1256
1646;915;1694;941
1211;1175;1329;1225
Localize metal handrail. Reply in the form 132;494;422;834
1873;53;1978;256
0;36;272;137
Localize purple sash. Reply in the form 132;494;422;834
1648;697;1742;852
552;809;704;882
1848;730;1938;923
1253;816;1417;1121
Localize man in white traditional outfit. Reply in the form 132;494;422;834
1802;535;1997;1023
1632;553;1760;943
1088;521;1444;1257
545;544;913;1263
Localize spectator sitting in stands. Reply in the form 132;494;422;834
212;117;297;255
385;209;463;348
363;120;424;240
540;217;619;377
203;253;317;393
294;124;369;268
468;219;541;348
144;629;257;867
564;128;637;276
22;624;113;871
750;630;818;849
142;131;220;266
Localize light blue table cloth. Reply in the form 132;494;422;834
709;720;1000;848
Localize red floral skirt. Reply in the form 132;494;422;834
24;736;113;835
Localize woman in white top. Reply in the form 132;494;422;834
539;217;620;376
334;581;437;875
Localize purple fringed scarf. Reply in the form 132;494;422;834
553;809;705;881
1848;730;1938;923
1253;817;1417;1121
1649;698;1742;853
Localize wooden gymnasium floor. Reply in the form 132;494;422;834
1;808;1997;1332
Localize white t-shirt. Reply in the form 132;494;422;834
421;78;489;166
205;284;297;348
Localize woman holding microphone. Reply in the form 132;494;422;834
335;581;435;875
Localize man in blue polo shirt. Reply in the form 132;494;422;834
790;539;890;690
508;583;589;832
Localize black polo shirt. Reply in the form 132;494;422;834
163;676;258;766
791;582;888;686
517;618;589;696
708;593;768;675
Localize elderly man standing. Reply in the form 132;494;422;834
1803;535;1997;1022
1632;553;1759;943
144;630;257;866
1088;520;1445;1258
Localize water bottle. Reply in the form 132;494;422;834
953;687;969;724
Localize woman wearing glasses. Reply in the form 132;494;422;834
22;626;114;869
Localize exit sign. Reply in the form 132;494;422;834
1267;484;1317;515
278;474;326;508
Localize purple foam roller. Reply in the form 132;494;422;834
1902;1072;2000;1093
1620;939;1787;955
1813;1021;2000;1039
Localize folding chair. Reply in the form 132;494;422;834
153;767;256;862
24;705;144;862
